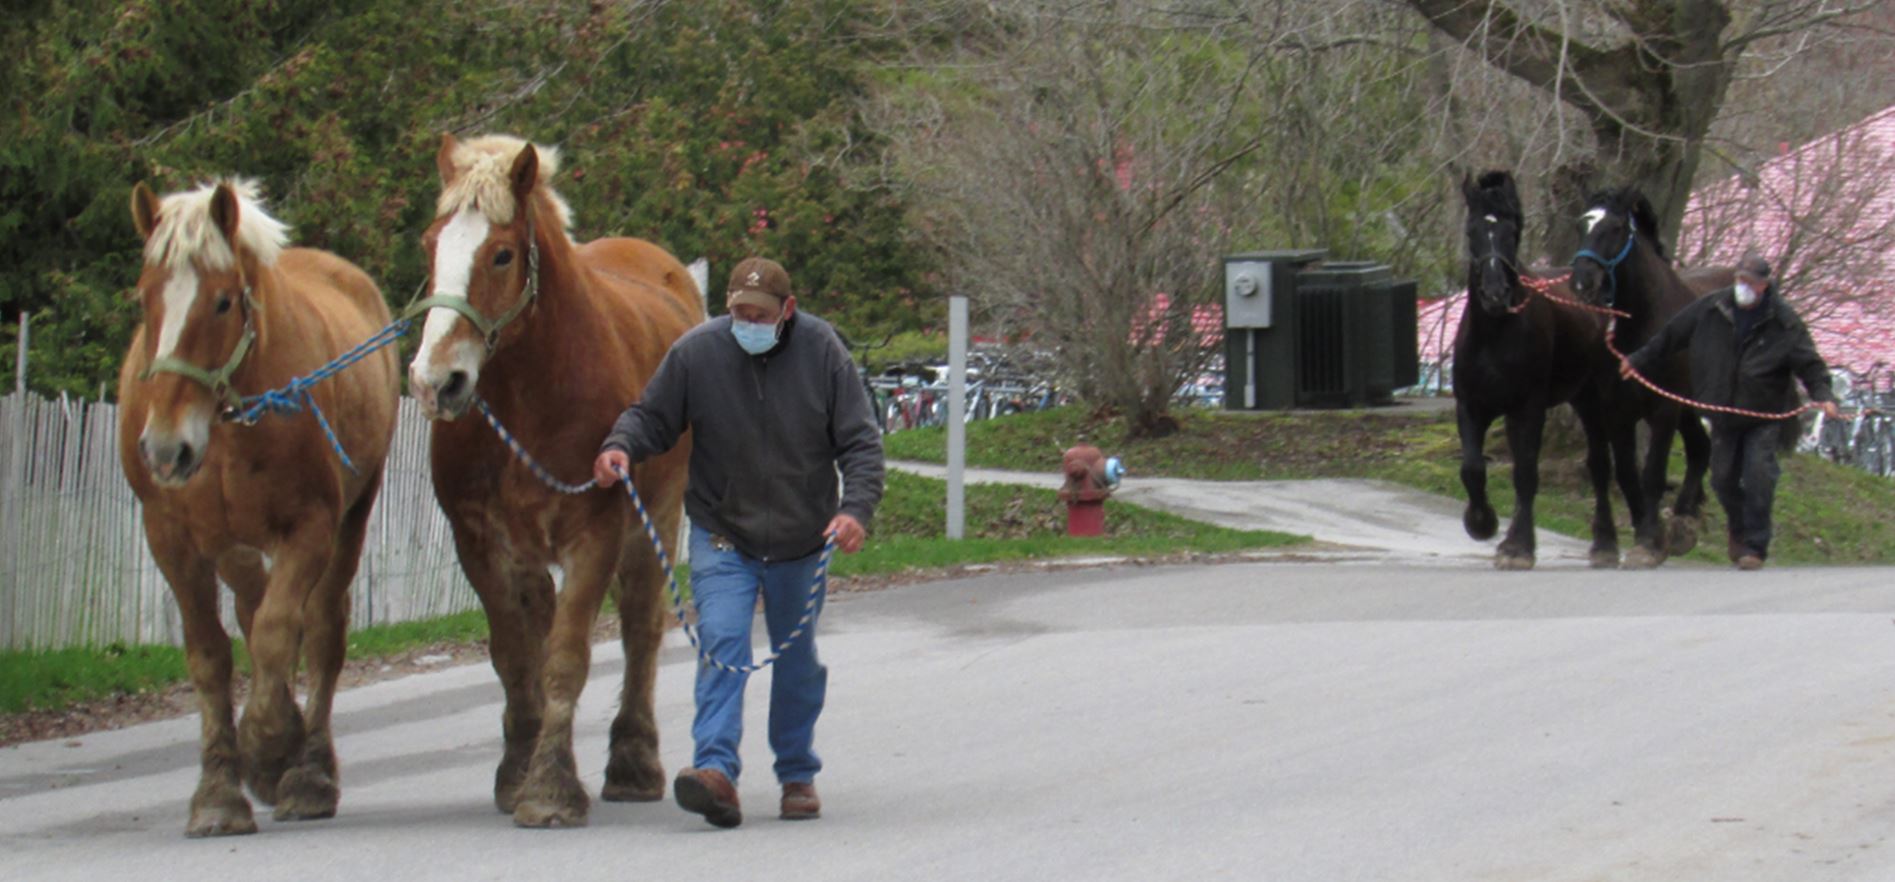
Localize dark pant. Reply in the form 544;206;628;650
1709;422;1782;558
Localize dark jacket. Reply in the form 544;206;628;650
1626;285;1835;429
601;312;885;561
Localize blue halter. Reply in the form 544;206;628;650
1572;219;1637;307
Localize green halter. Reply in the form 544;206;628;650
401;224;541;351
140;280;259;415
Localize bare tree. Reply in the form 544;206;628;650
875;1;1270;436
1398;0;1886;257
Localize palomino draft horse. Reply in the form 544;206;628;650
1454;170;1633;569
408;134;703;828
119;180;399;836
1569;187;1726;565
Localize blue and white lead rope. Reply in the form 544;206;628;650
475;395;831;674
226;317;416;472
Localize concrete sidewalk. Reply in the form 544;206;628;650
890;460;1598;566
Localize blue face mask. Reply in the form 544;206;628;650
732;319;781;355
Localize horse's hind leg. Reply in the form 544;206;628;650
152;527;256;837
1495;409;1545;570
1573;399;1621;568
603;477;682;803
1458;403;1500;541
275;480;379;821
1667;411;1710;555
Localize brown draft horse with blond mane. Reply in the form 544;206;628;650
407;134;703;828
118;179;399;836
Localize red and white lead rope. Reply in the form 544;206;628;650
1501;272;1825;423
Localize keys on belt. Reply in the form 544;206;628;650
709;534;736;552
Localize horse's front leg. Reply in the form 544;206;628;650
1496;407;1546;570
1667;409;1711;555
237;521;334;805
274;481;380;822
603;461;687;803
150;525;255;837
1626;406;1679;569
1458;401;1500;541
513;526;622;829
1572;397;1621;569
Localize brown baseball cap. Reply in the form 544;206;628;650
727;257;792;312
1737;251;1772;284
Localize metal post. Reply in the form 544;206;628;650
1245;329;1257;410
947;296;968;540
13;312;25;397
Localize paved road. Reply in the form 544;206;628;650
891;460;1596;565
6;559;1894;881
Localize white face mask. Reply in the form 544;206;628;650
1733;282;1760;308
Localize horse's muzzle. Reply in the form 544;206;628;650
140;435;203;486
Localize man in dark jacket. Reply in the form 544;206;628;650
592;256;884;828
1620;253;1840;570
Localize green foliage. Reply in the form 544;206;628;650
1;0;934;398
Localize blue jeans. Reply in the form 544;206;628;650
687;524;829;784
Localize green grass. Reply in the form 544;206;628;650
885;404;1895;566
2;471;1298;717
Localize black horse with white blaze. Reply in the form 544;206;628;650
1452;171;1636;569
1568;186;1728;566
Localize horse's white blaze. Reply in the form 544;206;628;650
1582;207;1606;234
153;266;200;360
413;209;491;376
1484;214;1498;224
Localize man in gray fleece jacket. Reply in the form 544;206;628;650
592;256;883;829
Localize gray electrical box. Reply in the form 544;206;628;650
1224;260;1275;328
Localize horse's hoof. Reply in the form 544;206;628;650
603;751;665;802
186;788;257;838
1589;549;1622;569
1666;516;1702;556
1623;546;1666;570
512;797;590;829
271;766;339;821
1494;552;1536;571
238;705;303;806
1464;506;1499;541
512;765;590;828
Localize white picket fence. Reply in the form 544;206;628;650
0;392;478;651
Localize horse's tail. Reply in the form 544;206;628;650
686;258;710;324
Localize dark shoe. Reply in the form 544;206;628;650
1736;554;1764;571
1727;537;1747;564
674;768;742;828
780;782;820;820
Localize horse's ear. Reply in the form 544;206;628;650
1460;172;1478;204
1633;193;1667;257
436;133;459;184
508;144;539;204
208;182;241;247
131;182;160;241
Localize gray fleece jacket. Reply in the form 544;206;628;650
601;312;885;561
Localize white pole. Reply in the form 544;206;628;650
947;296;968;540
14;311;25;396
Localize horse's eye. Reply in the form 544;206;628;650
494;249;513;267
215;295;233;315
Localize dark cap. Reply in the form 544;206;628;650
727;257;792;311
1737;251;1772;284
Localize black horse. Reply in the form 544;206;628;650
1453;171;1634;569
1568;186;1727;565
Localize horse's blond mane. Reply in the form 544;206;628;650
436;134;574;231
143;178;289;271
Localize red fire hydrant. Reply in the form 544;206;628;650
1058;445;1123;537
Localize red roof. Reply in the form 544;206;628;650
1679;104;1895;378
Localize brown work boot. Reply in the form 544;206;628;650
1736;554;1765;571
780;781;821;820
674;768;742;828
